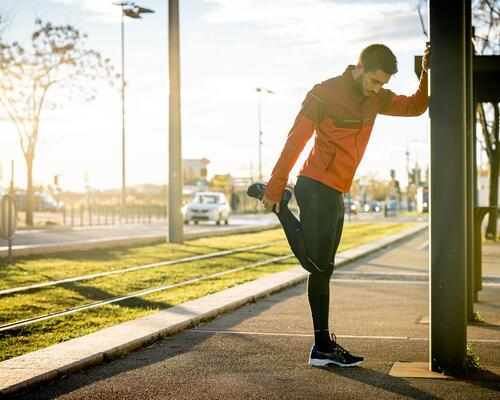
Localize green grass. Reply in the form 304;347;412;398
435;344;483;377
470;310;484;324
400;211;425;217
0;221;415;361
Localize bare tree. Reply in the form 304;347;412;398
0;20;117;225
361;173;393;201
0;9;12;40
477;102;499;239
416;0;499;238
473;0;499;239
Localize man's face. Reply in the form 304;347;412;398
355;66;392;97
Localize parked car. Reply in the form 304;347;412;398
344;199;359;214
15;192;63;212
363;201;382;213
384;199;399;216
181;192;231;225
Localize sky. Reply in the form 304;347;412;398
0;0;434;192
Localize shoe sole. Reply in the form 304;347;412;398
246;187;265;201
246;183;293;204
308;357;364;368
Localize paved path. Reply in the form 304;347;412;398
0;214;282;257
3;213;426;248
0;214;277;248
11;230;499;399
0;213;427;258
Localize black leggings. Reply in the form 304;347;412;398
275;176;344;337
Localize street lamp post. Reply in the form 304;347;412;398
168;0;183;244
113;2;154;223
256;87;274;181
9;160;14;194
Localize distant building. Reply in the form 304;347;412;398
477;175;500;206
416;185;429;213
183;158;209;195
210;174;233;192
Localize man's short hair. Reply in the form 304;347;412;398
359;44;398;75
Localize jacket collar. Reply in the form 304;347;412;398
343;65;364;96
343;64;371;106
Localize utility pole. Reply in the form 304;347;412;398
121;8;126;223
256;87;274;181
406;145;411;211
113;1;154;224
10;160;14;194
168;0;183;243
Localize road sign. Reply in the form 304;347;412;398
0;194;17;240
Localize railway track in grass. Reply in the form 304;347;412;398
0;241;294;332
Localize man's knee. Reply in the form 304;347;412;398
306;256;334;276
306;252;334;272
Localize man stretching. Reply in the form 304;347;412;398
247;43;430;367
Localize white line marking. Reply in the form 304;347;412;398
186;329;500;343
333;271;428;277
187;329;407;340
416;240;429;251
332;279;500;287
331;278;428;285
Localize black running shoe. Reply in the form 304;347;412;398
246;182;293;205
309;334;364;368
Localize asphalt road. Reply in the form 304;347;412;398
0;212;426;252
12;231;499;399
0;213;278;250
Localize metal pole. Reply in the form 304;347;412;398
7;238;12;263
429;0;467;372
465;0;475;321
406;147;410;211
10;160;14;193
472;40;479;303
168;0;183;243
257;90;262;181
7;198;12;264
121;7;127;224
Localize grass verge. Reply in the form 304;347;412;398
0;221;416;361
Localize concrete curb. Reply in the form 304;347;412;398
0;223;280;258
0;223;427;395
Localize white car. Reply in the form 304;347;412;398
181;192;231;225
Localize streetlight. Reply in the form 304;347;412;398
168;0;183;244
113;2;154;223
256;87;274;181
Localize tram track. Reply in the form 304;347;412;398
0;240;287;297
0;253;295;332
1;225;426;334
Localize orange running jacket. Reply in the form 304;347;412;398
265;65;429;203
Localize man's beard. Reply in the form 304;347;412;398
354;74;372;97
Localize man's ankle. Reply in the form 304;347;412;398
314;329;330;351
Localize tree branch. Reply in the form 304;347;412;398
478;102;494;161
31;84;50;154
0;98;29;155
494;102;499;156
1;95;31;141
